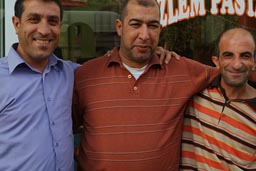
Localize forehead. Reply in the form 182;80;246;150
22;0;60;18
219;31;255;53
125;1;160;21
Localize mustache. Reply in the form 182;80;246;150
132;44;153;51
224;66;247;73
32;35;55;40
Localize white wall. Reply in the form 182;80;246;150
5;0;17;56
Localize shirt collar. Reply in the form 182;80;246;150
7;43;63;73
107;47;162;70
209;75;221;88
209;75;256;110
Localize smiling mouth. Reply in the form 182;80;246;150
36;39;51;43
33;37;53;45
228;71;244;77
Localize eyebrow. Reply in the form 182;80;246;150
26;13;39;17
240;51;253;56
129;18;160;24
27;13;60;20
222;51;253;56
221;51;233;56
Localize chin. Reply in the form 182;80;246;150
33;54;51;62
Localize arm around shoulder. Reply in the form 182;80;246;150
184;58;219;90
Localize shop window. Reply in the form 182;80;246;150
59;0;120;63
159;0;256;66
59;0;256;65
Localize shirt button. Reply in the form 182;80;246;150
55;142;59;147
47;97;51;101
128;75;132;79
52;121;55;125
133;86;138;91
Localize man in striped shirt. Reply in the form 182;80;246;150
180;28;256;171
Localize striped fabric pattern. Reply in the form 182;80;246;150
180;87;256;171
73;47;217;171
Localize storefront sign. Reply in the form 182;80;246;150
158;0;256;27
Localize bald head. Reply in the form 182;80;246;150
216;28;256;58
211;27;256;89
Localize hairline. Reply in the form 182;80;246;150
214;27;256;59
120;0;160;22
14;0;63;21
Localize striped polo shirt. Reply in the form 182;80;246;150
180;76;256;171
73;47;218;171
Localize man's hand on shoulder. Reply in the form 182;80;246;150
155;46;180;64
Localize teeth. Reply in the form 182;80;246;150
36;39;50;44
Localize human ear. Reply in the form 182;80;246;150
115;19;122;37
211;56;220;68
12;16;20;34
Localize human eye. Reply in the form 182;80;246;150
148;22;160;29
28;16;40;24
128;19;142;28
130;22;141;28
222;52;233;59
241;52;253;60
48;17;60;26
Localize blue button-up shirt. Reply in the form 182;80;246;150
0;44;79;171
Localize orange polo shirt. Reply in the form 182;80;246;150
73;47;218;171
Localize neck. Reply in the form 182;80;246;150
221;81;256;99
17;46;48;72
119;49;150;68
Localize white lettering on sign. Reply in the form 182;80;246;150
158;0;256;27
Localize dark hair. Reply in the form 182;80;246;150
119;0;159;21
214;27;256;59
14;0;63;21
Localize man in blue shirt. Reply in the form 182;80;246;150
0;0;177;170
0;0;79;170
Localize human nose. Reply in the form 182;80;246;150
232;57;243;69
138;24;150;41
37;20;51;35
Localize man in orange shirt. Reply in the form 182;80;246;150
73;0;218;170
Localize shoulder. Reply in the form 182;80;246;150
0;56;8;64
59;59;80;71
180;57;216;73
179;57;209;67
75;54;109;74
164;57;211;73
166;57;208;68
0;57;9;73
